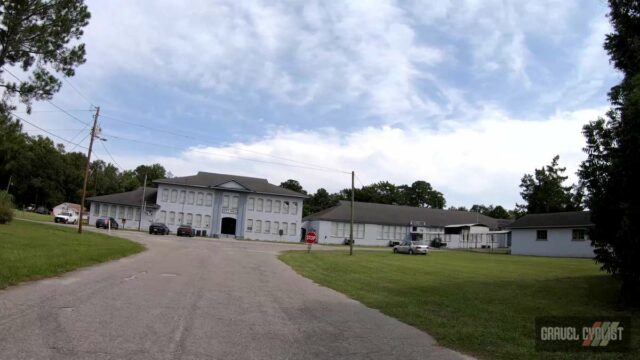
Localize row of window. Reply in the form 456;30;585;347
536;229;588;241
246;219;297;236
161;188;214;207
157;211;211;228
378;225;408;240
247;197;298;215
94;203;140;221
330;222;365;239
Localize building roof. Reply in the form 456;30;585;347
507;211;592;229
54;203;83;212
154;171;307;198
304;201;504;229
87;188;159;209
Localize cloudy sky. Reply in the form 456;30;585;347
20;0;619;208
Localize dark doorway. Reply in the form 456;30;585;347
221;217;237;235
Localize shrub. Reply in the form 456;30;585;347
0;191;14;224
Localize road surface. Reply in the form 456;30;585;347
0;227;470;359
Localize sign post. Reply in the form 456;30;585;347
305;231;317;253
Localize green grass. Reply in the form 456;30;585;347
13;210;54;222
279;250;639;360
0;220;145;289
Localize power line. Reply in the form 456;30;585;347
99;139;124;170
103;132;350;174
61;77;95;108
10;112;88;150
99;113;349;174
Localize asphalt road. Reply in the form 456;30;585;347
0;228;470;360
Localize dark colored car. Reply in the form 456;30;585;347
35;206;48;215
96;217;119;229
177;224;194;237
149;222;170;235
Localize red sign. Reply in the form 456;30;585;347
305;231;317;244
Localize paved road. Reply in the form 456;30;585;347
0;228;470;360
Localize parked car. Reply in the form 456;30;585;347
35;206;48;215
393;240;429;255
149;222;170;235
54;211;79;224
26;204;36;212
177;224;194;237
96;217;119;230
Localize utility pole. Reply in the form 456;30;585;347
138;173;147;231
349;170;355;256
78;106;100;234
5;175;12;192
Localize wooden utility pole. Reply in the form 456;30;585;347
138;173;147;231
349;170;355;256
78;106;100;234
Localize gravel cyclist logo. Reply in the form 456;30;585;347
536;317;630;352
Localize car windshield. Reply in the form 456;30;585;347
152;223;165;226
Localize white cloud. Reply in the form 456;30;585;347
115;107;604;208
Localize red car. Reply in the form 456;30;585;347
177;224;194;237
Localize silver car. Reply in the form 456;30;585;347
393;240;429;255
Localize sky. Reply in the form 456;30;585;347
18;0;620;208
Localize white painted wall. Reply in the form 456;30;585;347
243;194;303;242
156;184;216;235
511;228;594;257
88;202;155;230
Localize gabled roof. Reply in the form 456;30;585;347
507;211;592;229
304;201;504;229
87;188;159;209
154;172;307;198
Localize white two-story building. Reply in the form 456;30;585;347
88;171;306;242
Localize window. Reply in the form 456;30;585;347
179;190;186;204
246;219;253;232
337;222;345;237
159;211;167;223
572;229;586;241
232;196;239;209
171;190;178;203
194;214;202;227
204;215;211;228
289;223;296;236
134;208;141;220
291;202;298;215
331;222;338;237
274;200;281;213
196;192;204;206
177;212;184;224
205;193;213;206
383;226;390;239
186;213;193;225
118;206;125;219
282;222;288;235
257;198;263;211
100;204;108;216
248;198;255;211
274;221;279;234
223;195;230;208
93;203;99;216
187;191;195;205
264;221;271;233
283;201;289;214
357;224;365;239
377;225;383;239
109;205;116;218
168;211;175;225
266;199;272;212
126;207;133;220
255;220;262;233
536;230;548;241
162;188;169;202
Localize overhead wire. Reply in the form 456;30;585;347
9;112;88;150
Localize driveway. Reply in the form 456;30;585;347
0;229;470;360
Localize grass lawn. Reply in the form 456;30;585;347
0;220;145;289
13;210;54;222
280;250;639;360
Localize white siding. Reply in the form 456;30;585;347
511;228;594;257
244;194;303;242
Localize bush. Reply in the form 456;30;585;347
0;191;14;224
430;237;444;248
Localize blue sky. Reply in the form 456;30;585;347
22;0;619;208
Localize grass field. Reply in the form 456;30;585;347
280;250;638;359
13;210;54;222
0;220;145;289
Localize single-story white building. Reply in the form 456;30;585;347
88;172;306;242
508;211;594;257
52;202;83;217
303;201;511;247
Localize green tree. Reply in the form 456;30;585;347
404;181;446;208
304;188;339;217
0;0;91;111
517;155;581;214
578;0;640;301
279;179;307;194
134;164;166;187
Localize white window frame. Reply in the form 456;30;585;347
264;221;271;234
246;219;253;232
205;193;213;207
248;198;255;211
257;198;263;212
255;220;262;233
274;200;281;213
266;199;272;213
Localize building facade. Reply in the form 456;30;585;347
509;211;594;257
88;172;306;241
303;201;510;247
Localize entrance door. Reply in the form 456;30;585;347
221;217;237;236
